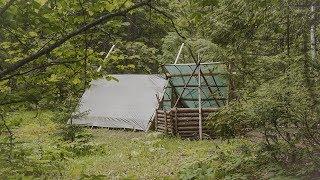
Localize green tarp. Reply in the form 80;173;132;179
162;63;229;110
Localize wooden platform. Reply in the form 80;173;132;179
155;108;218;139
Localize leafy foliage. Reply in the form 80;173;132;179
178;138;315;180
0;111;105;178
1;0;320;178
153;0;320;177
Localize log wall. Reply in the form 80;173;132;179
155;108;218;139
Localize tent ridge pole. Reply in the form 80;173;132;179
174;43;184;64
97;44;115;72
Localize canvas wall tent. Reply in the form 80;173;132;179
71;74;167;131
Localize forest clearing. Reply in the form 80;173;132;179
4;111;291;179
1;0;320;179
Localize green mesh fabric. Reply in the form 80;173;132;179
162;63;228;110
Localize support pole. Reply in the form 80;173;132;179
173;58;201;108
174;43;184;64
310;3;317;62
174;108;178;135
198;55;203;140
164;111;168;134
97;44;115;72
155;110;158;131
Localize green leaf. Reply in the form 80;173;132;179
29;31;38;37
48;74;59;82
105;75;118;82
88;10;94;16
72;78;81;85
1;42;11;49
0;80;11;93
35;0;48;6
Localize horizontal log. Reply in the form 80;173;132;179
157;119;172;123
156;119;165;123
156;122;173;126
178;125;201;129
156;113;169;116
178;125;207;131
175;108;219;113
156;114;167;118
157;126;173;130
157;121;173;125
156;110;170;114
157;122;173;125
177;121;201;125
178;126;201;131
157;122;165;125
157;125;166;130
177;117;200;121
178;122;200;126
177;113;210;117
157;126;173;131
177;117;211;121
156;121;168;126
156;116;172;120
180;98;227;102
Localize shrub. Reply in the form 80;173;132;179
178;139;282;179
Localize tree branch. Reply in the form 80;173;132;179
0;0;16;17
1;60;81;81
0;0;151;78
148;4;186;39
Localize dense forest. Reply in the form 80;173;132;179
1;0;320;179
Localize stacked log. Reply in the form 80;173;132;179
155;110;173;134
155;108;218;139
175;108;217;139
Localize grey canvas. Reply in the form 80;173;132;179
71;74;167;131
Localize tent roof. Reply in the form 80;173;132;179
71;74;166;131
162;63;228;110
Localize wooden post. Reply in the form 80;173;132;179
164;111;168;134
174;108;178;135
198;61;203;140
155;110;158;131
